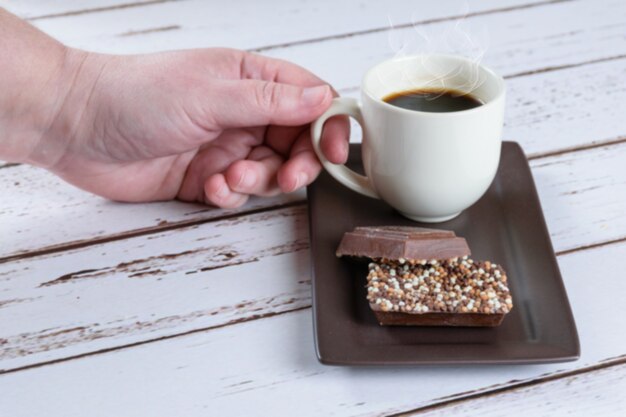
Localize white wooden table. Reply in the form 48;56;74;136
1;0;626;415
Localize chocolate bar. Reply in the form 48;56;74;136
367;257;512;327
337;226;512;327
336;226;470;261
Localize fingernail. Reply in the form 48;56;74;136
302;85;330;106
216;184;229;199
238;168;256;189
293;173;307;191
340;140;349;163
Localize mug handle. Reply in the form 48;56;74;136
311;97;380;199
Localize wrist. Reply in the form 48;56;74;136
0;9;110;169
25;47;91;168
0;8;78;165
19;47;93;168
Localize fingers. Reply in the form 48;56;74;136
203;145;284;208
195;130;336;207
210;80;332;129
319;115;350;164
223;146;283;196
264;124;308;157
204;173;249;208
277;130;323;193
177;129;261;202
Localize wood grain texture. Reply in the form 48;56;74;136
401;362;626;416
262;0;626;91
505;58;626;158
21;0;620;93
6;0;545;21
1;238;625;417
2;141;626;371
530;141;626;253
0;205;310;370
1;1;625;415
0;163;304;260
0;0;155;19
8;0;547;50
3;55;626;260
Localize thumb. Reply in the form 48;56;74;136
210;80;332;128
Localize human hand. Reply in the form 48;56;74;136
25;47;349;208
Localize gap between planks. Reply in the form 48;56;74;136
24;0;571;37
337;52;626;96
118;24;180;37
26;0;183;21
249;0;575;53
387;353;626;417
0;306;311;375
555;235;626;257
526;135;626;161
0;199;306;265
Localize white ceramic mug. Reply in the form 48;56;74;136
311;54;505;223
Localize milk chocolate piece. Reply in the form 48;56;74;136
337;226;512;327
336;225;470;260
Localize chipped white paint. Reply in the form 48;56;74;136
0;163;305;259
261;0;626;93
0;205;310;370
407;362;626;416
1;0;625;416
530;141;626;252
2;240;626;416
8;0;545;50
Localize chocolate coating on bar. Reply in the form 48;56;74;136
373;311;504;327
336;226;470;260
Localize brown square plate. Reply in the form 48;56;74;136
307;141;580;365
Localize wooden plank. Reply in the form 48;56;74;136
14;0;547;50
262;0;626;92
504;57;626;158
0;205;311;370
2;141;626;371
3;56;626;260
401;361;626;416
1;238;625;416
19;0;625;92
0;1;621;414
530;141;626;252
0;163;305;260
7;0;545;21
0;0;147;19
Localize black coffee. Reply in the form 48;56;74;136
383;88;483;113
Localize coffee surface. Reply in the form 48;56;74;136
383;88;483;113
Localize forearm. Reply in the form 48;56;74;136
0;8;86;166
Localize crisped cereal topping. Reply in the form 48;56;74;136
366;256;513;314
